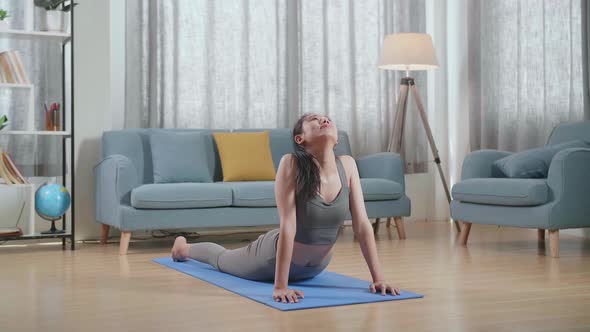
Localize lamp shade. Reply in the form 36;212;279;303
378;33;439;71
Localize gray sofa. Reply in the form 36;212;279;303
95;128;411;254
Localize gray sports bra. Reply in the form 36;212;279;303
294;156;350;245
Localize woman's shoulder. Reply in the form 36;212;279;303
278;153;298;174
336;154;355;169
336;155;355;183
280;153;296;165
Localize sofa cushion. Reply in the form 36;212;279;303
233;128;354;171
452;178;549;206
131;183;232;209
228;181;276;207
360;178;403;201
493;140;590;178
150;131;214;183
213;131;276;181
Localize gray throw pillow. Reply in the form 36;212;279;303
150;131;213;183
493;140;590;178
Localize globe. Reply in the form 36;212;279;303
35;183;71;221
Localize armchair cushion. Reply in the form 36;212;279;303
493;140;589;178
360;178;403;201
452;178;549;206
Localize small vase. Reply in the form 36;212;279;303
41;10;64;32
0;20;8;31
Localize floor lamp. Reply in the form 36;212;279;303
378;33;460;232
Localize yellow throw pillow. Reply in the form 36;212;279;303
212;131;276;181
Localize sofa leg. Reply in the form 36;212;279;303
538;229;545;241
386;217;392;228
394;217;406;239
100;224;110;245
549;230;559;258
459;222;472;246
120;232;131;255
373;218;381;235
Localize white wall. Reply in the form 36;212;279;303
74;0;124;240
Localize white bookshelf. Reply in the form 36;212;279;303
0;130;70;136
0;183;35;235
0;83;33;89
0;84;35;131
0;29;70;42
0;1;75;247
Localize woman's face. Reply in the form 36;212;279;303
295;113;338;147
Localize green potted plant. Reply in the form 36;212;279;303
0;115;8;131
0;9;10;30
34;0;77;32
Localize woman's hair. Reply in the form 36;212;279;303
292;113;320;202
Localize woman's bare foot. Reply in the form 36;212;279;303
171;236;189;262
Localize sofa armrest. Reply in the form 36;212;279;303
546;148;590;229
461;150;512;180
356;152;405;190
94;154;140;227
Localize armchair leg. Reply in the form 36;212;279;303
386;217;392;228
459;222;472;246
100;224;110;245
120;231;131;255
393;217;406;239
373;218;381;235
538;229;545;241
549;230;559;258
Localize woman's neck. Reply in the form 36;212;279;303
307;145;336;168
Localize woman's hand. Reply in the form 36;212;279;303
273;287;304;303
369;280;401;296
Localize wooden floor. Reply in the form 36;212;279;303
1;221;590;332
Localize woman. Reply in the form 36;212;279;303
171;113;400;304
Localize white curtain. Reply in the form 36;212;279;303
0;0;65;176
428;0;585;220
125;0;428;170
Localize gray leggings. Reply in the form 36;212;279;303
187;228;332;281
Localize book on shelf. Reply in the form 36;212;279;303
0;227;22;237
0;147;28;185
0;50;30;84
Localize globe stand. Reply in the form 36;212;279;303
41;219;66;234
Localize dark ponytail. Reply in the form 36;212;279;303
292;113;320;202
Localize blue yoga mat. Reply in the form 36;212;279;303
153;257;423;311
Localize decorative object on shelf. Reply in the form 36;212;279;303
0;50;30;84
34;0;76;32
44;102;61;131
35;182;70;234
0;114;7;130
0;146;27;185
0;9;10;30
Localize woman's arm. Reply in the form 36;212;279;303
340;155;400;295
273;154;303;303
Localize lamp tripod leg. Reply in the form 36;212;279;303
409;83;460;233
389;82;410;153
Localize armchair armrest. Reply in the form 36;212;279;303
546;148;590;229
461;150;512;180
356;152;405;190
94;154;140;227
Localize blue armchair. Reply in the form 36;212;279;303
450;121;590;258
